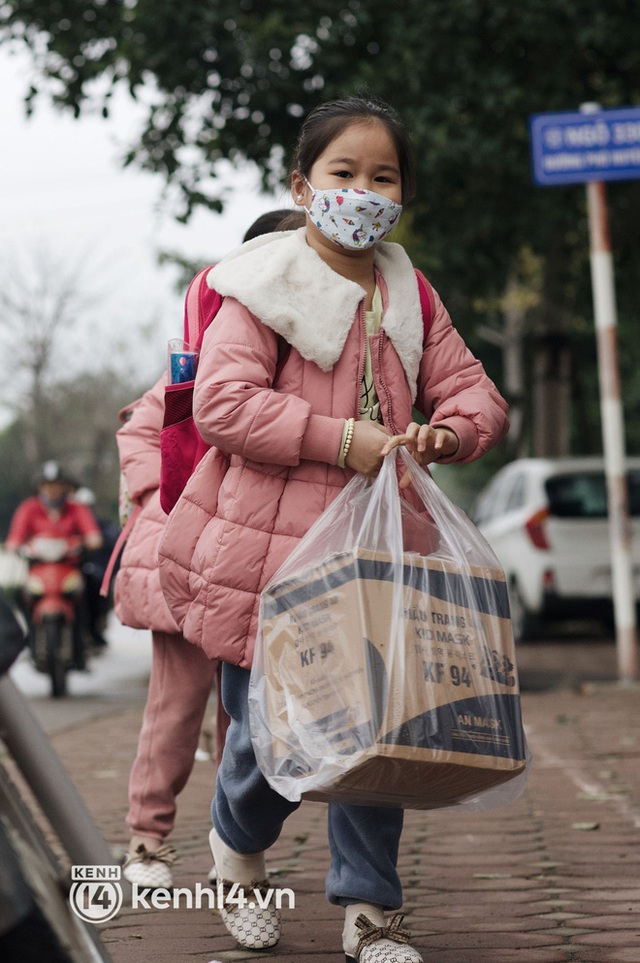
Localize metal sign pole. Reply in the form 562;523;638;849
585;175;639;683
530;101;640;682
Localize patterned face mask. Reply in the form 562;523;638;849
303;178;403;250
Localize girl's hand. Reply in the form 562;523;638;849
345;421;392;476
381;423;459;489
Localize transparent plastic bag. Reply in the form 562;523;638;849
249;448;529;811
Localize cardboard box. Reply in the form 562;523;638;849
256;548;526;809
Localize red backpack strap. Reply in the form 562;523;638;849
195;287;223;350
184;266;223;349
414;268;435;347
183;267;210;347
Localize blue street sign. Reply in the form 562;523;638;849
530;106;640;186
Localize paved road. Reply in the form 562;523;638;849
4;601;637;962
42;621;636;963
515;620;619;691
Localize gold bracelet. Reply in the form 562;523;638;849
338;417;355;468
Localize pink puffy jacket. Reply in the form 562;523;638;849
158;230;509;668
114;374;180;634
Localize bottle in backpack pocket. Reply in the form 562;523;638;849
168;339;199;384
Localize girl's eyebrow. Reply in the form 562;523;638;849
327;156;401;175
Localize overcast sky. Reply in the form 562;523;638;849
0;43;289;411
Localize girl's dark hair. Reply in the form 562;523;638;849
290;96;416;202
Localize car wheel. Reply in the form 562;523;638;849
508;579;538;642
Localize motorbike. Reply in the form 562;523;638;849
21;536;86;698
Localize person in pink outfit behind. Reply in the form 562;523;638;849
115;373;223;889
116;209;299;890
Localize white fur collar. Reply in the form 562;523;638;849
207;228;423;395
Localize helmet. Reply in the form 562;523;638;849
34;460;76;489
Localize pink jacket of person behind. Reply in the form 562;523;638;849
158;230;509;669
115;375;180;635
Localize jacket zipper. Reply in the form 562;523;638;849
376;330;398;434
356;300;367;415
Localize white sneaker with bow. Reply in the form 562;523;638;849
343;905;423;963
209;826;280;950
122;842;176;890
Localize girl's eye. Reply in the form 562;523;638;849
376;173;400;184
333;170;353;179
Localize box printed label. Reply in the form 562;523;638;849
259;549;526;806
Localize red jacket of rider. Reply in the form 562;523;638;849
5;497;101;551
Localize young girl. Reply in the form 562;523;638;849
159;96;509;963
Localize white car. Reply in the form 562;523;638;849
472;457;640;640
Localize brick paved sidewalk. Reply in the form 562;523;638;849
47;681;640;963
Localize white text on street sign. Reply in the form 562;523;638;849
530;106;640;186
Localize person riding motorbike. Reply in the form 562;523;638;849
4;461;103;671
